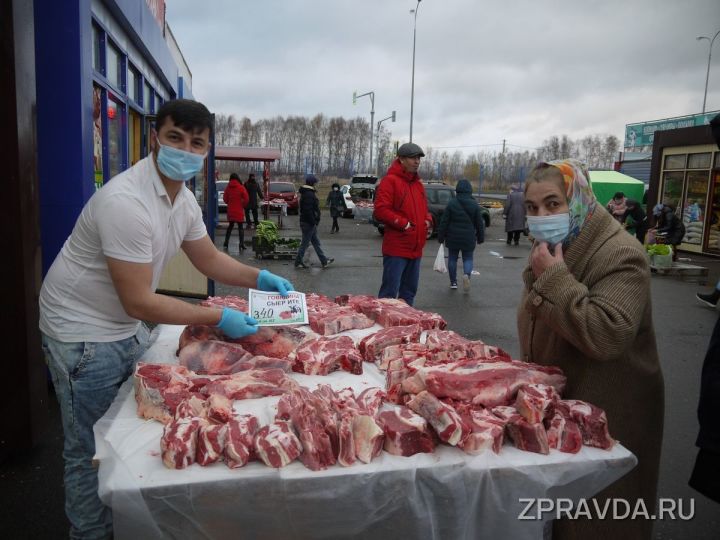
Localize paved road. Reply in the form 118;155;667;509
1;212;717;538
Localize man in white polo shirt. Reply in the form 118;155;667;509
39;99;293;540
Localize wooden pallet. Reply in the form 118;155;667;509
254;249;298;260
650;262;709;284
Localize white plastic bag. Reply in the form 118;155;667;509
434;244;447;273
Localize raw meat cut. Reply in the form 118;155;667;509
355;387;386;416
177;325;224;353
336;295;447;330
545;412;583;454
207;393;233;424
201;368;294;400
514;383;560;424
402;359;566;408
358;324;422;362
337;413;357;467
201;295;249;312
235;326;311;358
406;391;468;446
178;340;252;374
424;329;511;361
196;421;228;466
456;407;506;455
291;336;364;375
377;407;435;457
134;363;197;424
254;422;303;468
174;395;208;420
224;415;260;468
554;400;615;450
491;405;549;454
352;415;385;463
309;305;375;336
160;416;202;469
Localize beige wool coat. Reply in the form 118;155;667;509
517;205;664;540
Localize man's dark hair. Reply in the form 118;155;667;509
156;99;213;135
613;191;624;199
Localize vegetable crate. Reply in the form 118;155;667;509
252;236;299;260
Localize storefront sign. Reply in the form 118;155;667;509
248;289;308;326
624;111;719;151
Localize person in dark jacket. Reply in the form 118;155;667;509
621;198;647;243
503;183;526;245
294;175;333;269
326;182;347;234
244;173;263;229
223;173;249;252
652;203;684;261
689;112;720;504
374;142;432;306
437;179;485;291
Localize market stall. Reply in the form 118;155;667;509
95;324;636;540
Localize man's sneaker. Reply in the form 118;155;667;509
463;274;471;292
322;258;334;268
450;282;458;289
294;262;309;269
696;290;720;308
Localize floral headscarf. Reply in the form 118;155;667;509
545;158;596;244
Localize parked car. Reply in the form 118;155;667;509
268;181;299;214
373;181;490;238
339;185;356;217
216;180;229;213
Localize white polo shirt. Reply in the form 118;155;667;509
39;156;208;342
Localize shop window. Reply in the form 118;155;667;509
688;153;711;169
107;97;125;179
106;42;122;90
92;24;103;74
144;82;152;112
664;154;686;169
683;171;709;245
715;152;720;169
128;65;140;103
93;85;104;190
156;92;163;110
661;171;684;210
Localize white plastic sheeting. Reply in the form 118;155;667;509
94;325;636;540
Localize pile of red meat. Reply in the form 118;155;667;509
134;294;616;471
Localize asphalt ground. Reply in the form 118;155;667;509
2;211;718;539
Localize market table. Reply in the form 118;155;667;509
260;200;288;228
94;325;637;540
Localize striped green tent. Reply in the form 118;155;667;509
588;171;646;206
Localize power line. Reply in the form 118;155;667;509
429;142;540;151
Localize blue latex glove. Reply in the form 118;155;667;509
256;269;294;296
217;308;258;339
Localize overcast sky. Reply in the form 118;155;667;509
166;0;720;154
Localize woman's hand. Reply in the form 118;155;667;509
530;241;564;278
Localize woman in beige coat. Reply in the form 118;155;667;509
517;159;664;540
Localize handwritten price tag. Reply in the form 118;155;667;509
248;289;308;326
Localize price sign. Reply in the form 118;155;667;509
248;289;308;326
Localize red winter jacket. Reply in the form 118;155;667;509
374;159;431;259
223;180;249;222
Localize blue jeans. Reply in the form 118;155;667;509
447;248;474;284
296;222;328;265
378;255;422;306
41;324;150;540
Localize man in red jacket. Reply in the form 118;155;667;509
374;142;432;306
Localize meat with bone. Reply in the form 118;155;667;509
406;391;468;446
161;416;202;469
336;295;447;330
355;387;386;416
174;395;208;421
200;295;249;312
492;405;549;455
235;326;312;358
377;407;435;457
401;359;566;408
452;404;506;455
200;368;294;400
254;422;304;468
291;336;364;375
178;340;252;374
514;383;560;424
207;393;233;424
545;412;583;454
337;412;357;467
554;399;615;450
352;415;385;463
358;324;422;363
196;421;228;466
224;415;260;468
424;329;511;361
309;305;375;336
177;324;224;353
134;363;197;424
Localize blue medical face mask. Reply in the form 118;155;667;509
526;213;570;246
155;140;206;181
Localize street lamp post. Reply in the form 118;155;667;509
376;111;396;176
697;30;720;114
353;90;375;173
409;0;421;142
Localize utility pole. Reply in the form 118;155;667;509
353;90;375;173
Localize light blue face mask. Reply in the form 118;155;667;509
156;142;206;181
526;213;570;246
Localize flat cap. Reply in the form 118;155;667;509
397;142;425;157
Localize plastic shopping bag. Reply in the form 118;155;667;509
434;244;447;273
